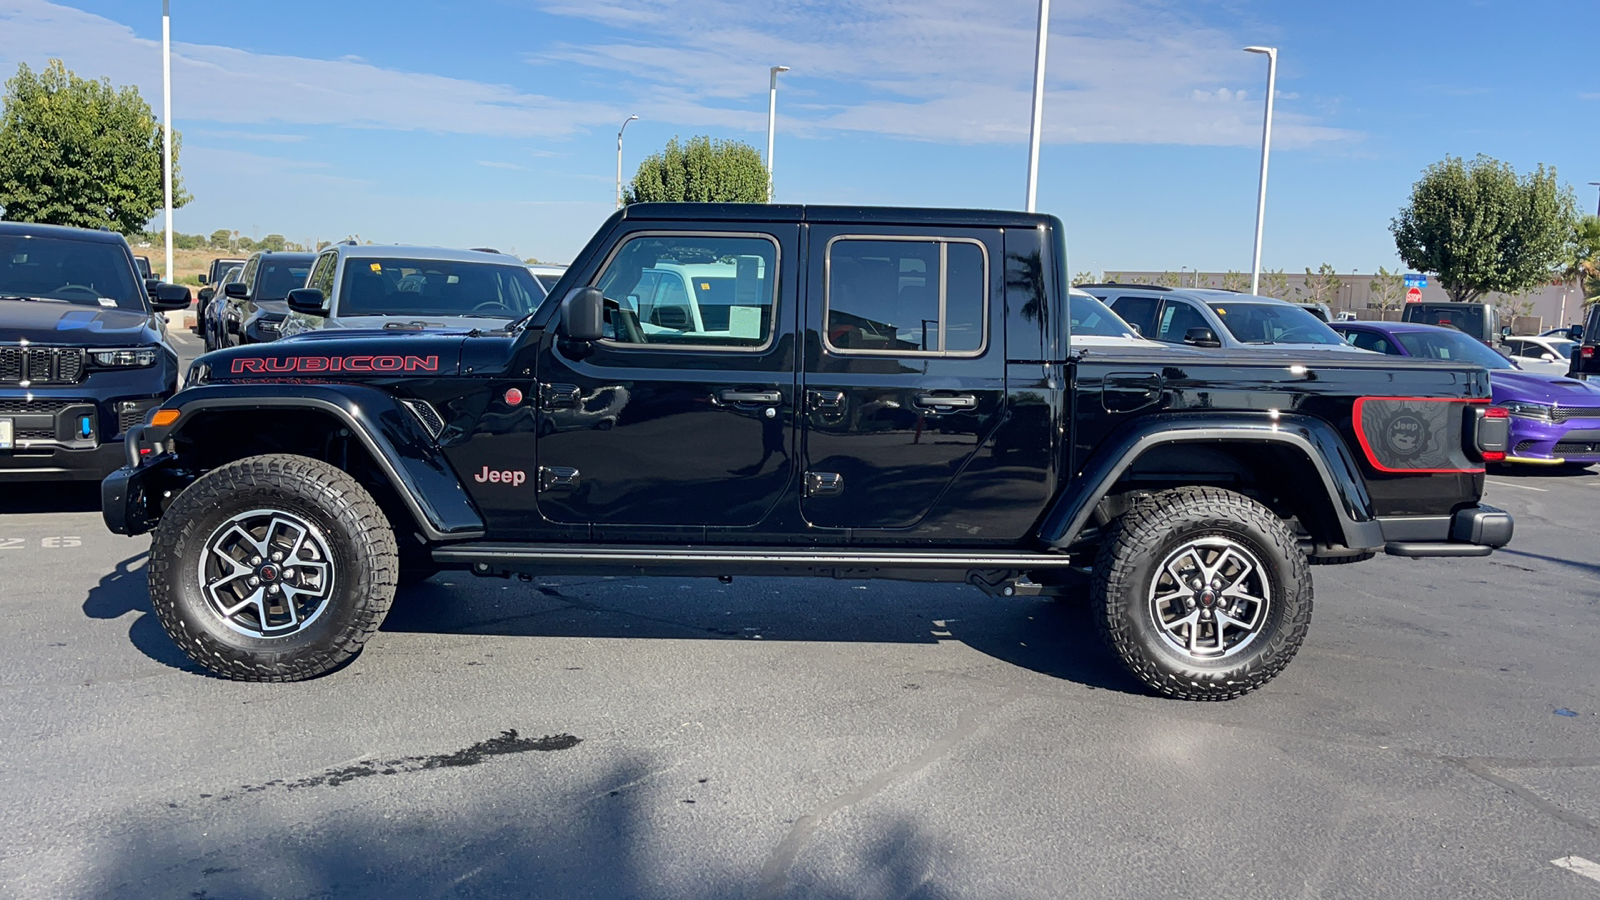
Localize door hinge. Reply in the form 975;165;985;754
805;471;844;497
539;466;580;491
540;383;581;409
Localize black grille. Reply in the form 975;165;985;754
14;428;55;441
1552;441;1600;455
0;398;77;414
402;400;445;438
1551;406;1600;423
118;408;144;433
0;345;87;384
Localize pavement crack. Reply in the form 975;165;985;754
754;687;1025;899
1438;756;1599;837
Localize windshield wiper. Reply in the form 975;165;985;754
0;295;62;303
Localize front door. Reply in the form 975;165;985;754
533;227;798;529
799;226;1006;529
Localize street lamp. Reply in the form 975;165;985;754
766;66;789;202
161;0;174;284
615;114;638;210
1589;181;1600;217
1024;0;1051;213
1244;45;1277;297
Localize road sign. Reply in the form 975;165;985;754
1403;273;1428;288
1406;287;1423;303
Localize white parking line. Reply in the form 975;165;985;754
1552;856;1600;885
1485;480;1549;492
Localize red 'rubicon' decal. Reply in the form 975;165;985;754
230;355;439;374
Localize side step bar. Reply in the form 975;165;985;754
432;542;1079;580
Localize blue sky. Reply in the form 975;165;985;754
0;0;1594;276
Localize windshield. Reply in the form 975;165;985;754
257;260;312;302
338;258;544;319
1206;301;1344;345
532;273;560;294
1541;339;1576;356
1070;292;1138;337
1395;329;1515;369
0;234;142;310
1405;304;1489;337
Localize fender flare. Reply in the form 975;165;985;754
1036;412;1381;551
144;383;485;541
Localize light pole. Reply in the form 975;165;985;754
161;0;174;284
615;114;637;209
1245;45;1277;297
1024;0;1051;213
766;66;789;202
1589;182;1600;217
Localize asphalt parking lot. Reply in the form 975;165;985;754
0;337;1596;899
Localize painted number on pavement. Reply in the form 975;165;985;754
0;537;82;549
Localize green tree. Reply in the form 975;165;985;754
1301;263;1343;305
259;233;287;252
1156;270;1180;288
1222;271;1250;292
1261;269;1290;299
1561;215;1600;303
1368;266;1404;313
1071;270;1095;286
1391;154;1576;303
624;136;768;204
0;59;190;234
210;228;231;249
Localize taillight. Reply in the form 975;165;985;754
1583;346;1595;359
1475;405;1510;462
1484;407;1509;420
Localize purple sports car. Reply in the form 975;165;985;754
1332;320;1600;467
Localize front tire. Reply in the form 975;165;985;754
148;454;398;681
1092;486;1312;701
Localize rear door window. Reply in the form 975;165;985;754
1109;295;1160;337
824;237;987;356
1345;329;1396;355
1154;300;1209;343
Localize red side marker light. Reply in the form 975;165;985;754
1484;406;1509;419
139;447;152;456
504;388;524;406
1482;451;1506;462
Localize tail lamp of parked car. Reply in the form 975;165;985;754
1474;406;1509;463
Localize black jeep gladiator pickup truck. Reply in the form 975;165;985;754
101;204;1513;699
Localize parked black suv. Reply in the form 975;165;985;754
217;251;314;346
1;222;190;481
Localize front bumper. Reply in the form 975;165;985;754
2;440;126;481
1505;418;1600;464
1379;504;1514;558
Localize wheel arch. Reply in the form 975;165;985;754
1037;413;1381;553
148;384;484;542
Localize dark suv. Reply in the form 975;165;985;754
217;251;315;346
0;222;190;481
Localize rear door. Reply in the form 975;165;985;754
799;225;1005;529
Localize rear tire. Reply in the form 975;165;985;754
148;454;398;681
1092;486;1312;701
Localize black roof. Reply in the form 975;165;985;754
620;203;1057;229
0;220;131;244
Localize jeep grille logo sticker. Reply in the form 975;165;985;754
230;355;439;374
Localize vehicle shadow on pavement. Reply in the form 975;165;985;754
0;482;101;513
81;551;203;673
383;576;1145;696
75;755;963;900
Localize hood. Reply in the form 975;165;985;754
0;300;160;347
200;331;469;380
1491;370;1600;405
328;314;515;333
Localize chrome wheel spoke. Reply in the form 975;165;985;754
1147;535;1272;661
197;507;337;640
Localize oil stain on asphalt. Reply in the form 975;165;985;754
188;730;581;803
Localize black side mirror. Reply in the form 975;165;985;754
287;288;328;315
559;287;605;342
224;282;249;300
198;287;215;303
144;277;161;296
1571;326;1585;341
1500;325;1512;338
1183;326;1222;348
197;273;208;285
151;282;191;311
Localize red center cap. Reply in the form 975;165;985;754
260;564;278;582
1200;590;1215;608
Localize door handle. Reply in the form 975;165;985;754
719;390;781;405
913;393;978;411
808;389;845;410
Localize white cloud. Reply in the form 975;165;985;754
533;0;1358;148
0;0;620;139
186;130;308;144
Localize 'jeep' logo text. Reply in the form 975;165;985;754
474;466;527;487
230;355;439;374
